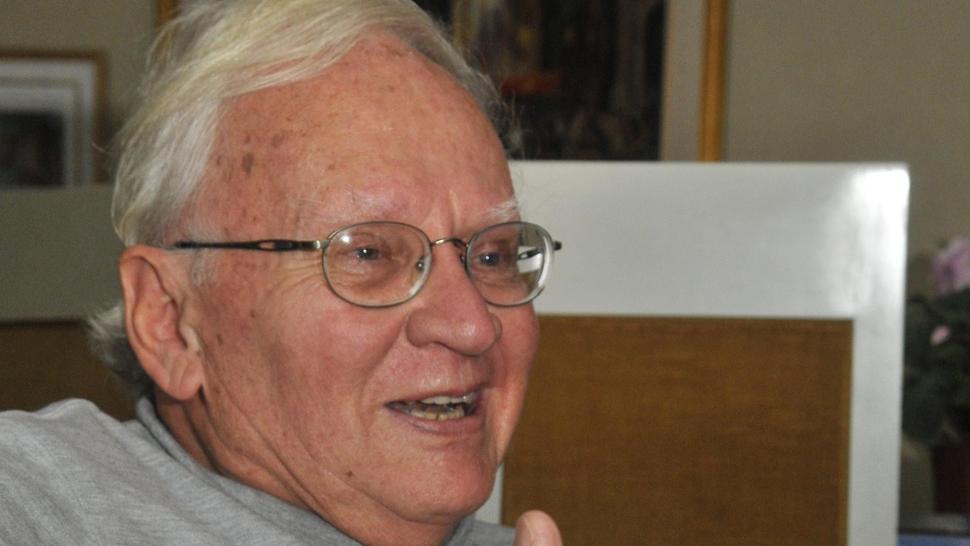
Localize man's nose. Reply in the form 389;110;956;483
404;244;501;356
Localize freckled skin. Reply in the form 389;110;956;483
164;33;539;546
241;153;255;176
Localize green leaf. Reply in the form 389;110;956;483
903;374;950;444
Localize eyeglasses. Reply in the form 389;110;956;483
173;221;561;308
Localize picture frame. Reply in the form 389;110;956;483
0;52;105;188
661;0;728;161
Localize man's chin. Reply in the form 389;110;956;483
385;464;496;525
361;413;503;522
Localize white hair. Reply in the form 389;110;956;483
88;0;508;397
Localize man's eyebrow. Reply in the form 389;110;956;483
291;192;401;227
290;194;521;230
483;197;521;223
290;197;341;232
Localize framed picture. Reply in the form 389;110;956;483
421;0;728;161
0;53;105;188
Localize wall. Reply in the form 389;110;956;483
0;187;120;321
723;0;970;277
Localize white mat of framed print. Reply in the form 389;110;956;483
0;53;103;188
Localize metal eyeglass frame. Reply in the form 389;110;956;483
172;220;562;308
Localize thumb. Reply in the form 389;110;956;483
513;510;562;546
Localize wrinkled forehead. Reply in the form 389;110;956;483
289;189;521;232
190;32;513;238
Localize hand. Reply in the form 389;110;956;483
513;510;562;546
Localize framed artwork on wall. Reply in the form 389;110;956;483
0;53;105;188
419;0;729;161
419;0;667;160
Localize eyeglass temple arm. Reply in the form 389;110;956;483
516;241;563;260
173;240;324;251
175;239;562;256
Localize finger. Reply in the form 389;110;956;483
513;510;562;546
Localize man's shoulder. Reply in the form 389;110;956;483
0;398;152;483
0;398;140;456
0;399;355;545
1;397;122;425
0;399;151;544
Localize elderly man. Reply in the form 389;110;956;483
0;1;561;545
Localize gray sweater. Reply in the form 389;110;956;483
0;398;513;545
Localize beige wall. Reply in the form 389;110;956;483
0;0;156;142
723;1;970;277
0;187;121;321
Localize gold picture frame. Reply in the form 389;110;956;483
700;0;728;161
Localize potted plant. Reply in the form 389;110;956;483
903;238;970;512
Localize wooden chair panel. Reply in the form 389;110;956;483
503;315;852;546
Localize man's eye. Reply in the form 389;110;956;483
477;252;505;267
355;247;381;261
475;248;518;271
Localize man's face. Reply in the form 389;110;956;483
179;34;539;534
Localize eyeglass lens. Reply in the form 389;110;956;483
321;221;552;307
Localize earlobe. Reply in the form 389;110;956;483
119;245;204;401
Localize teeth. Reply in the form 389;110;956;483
420;394;474;405
408;405;467;421
389;392;478;421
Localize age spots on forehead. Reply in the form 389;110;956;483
241;153;256;176
242;153;255;177
271;133;286;148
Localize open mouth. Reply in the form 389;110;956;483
386;392;480;421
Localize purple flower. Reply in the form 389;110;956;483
933;238;970;295
931;325;952;345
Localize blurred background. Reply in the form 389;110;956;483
2;0;970;540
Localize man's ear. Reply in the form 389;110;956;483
119;245;204;401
